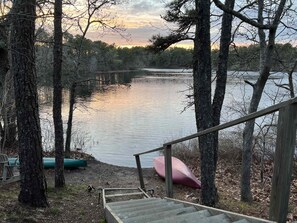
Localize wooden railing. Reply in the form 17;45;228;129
133;97;297;223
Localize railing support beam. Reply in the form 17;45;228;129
164;144;173;198
135;155;145;190
269;103;297;223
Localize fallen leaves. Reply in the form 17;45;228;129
184;157;297;222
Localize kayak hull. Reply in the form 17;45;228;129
153;156;201;189
43;158;87;169
8;157;87;169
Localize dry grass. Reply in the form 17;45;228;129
169;133;297;222
0;183;102;223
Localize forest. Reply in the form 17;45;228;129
35;30;297;85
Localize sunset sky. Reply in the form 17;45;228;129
80;0;296;49
84;0;193;48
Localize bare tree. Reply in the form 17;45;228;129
65;0;121;157
212;0;235;173
213;0;289;202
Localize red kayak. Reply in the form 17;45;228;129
153;156;201;189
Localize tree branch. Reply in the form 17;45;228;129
213;0;273;29
244;80;255;88
148;33;192;52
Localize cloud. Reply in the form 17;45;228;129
130;0;164;14
110;1;169;30
131;1;155;13
115;0;166;17
83;0;176;47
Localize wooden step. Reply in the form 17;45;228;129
118;203;185;219
108;198;161;208
122;206;197;223
198;213;231;223
149;209;212;223
104;188;275;223
233;219;250;223
114;201;179;217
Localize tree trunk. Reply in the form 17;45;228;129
0;22;17;151
194;0;216;207
212;0;287;203
1;70;17;150
287;60;297;98
10;0;48;207
0;36;9;78
0;72;17;151
65;83;76;158
53;0;65;187
241;26;278;202
212;0;235;171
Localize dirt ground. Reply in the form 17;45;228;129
0;158;296;222
0;159;200;223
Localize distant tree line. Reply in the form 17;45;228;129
35;30;297;85
35;30;194;85
214;43;297;72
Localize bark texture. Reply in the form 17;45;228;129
193;0;216;206
0;22;9;78
212;0;235;171
10;0;48;207
0;22;16;150
53;0;65;187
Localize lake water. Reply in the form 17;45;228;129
40;69;293;167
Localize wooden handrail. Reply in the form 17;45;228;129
133;97;297;157
164;97;297;146
134;97;297;223
133;146;163;156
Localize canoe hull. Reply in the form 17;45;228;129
153;156;201;189
43;158;87;169
8;157;87;169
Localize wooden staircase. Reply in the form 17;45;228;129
103;188;274;223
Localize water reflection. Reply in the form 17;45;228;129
39;70;294;167
40;71;196;167
72;74;196;167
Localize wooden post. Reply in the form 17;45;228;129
164;144;173;198
135;155;145;190
269;103;297;223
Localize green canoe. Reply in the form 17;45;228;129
8;157;87;169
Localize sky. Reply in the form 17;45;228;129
84;0;193;48
70;0;297;49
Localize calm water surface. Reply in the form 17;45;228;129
71;74;196;167
40;70;292;167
